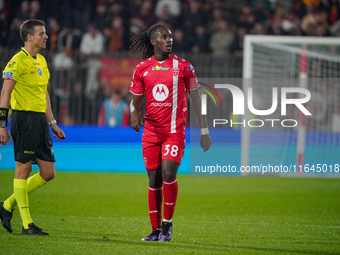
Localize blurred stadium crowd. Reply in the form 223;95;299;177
1;0;339;55
0;0;339;126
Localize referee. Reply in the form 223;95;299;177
0;19;65;235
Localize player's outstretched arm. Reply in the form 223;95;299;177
0;79;15;145
130;94;144;132
45;92;65;140
189;89;212;152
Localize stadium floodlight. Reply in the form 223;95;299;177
242;35;340;175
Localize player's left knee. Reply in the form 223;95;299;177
41;171;55;182
47;172;55;182
162;170;177;182
162;161;179;181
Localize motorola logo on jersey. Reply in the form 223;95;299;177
152;84;169;101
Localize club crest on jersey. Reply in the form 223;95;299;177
152;65;170;71
37;68;42;76
152;84;169;101
172;67;179;77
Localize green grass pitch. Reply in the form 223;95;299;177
0;170;339;255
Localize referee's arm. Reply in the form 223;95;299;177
45;92;65;140
0;79;15;108
0;79;15;145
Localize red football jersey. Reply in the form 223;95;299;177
130;54;199;133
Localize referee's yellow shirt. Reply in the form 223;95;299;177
2;47;50;113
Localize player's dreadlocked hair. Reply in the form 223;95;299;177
130;23;167;59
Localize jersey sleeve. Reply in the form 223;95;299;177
3;58;22;81
41;55;50;81
183;62;199;91
129;64;144;95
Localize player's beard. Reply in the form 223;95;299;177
162;50;171;58
155;42;171;59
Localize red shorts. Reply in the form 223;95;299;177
142;128;186;171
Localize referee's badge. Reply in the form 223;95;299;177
37;68;42;76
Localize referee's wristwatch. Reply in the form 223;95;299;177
48;120;57;126
0;108;9;128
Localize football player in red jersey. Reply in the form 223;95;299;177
130;24;211;241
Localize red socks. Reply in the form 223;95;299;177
148;178;178;229
163;178;178;221
148;186;162;229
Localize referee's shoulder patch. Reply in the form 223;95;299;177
3;71;14;80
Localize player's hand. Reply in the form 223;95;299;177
0;127;9;145
131;111;143;132
200;134;211;152
51;125;66;140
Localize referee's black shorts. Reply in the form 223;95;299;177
11;111;55;163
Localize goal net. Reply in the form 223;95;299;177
242;36;340;176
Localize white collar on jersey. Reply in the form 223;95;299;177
156;60;166;64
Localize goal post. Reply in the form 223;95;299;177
242;35;340;175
